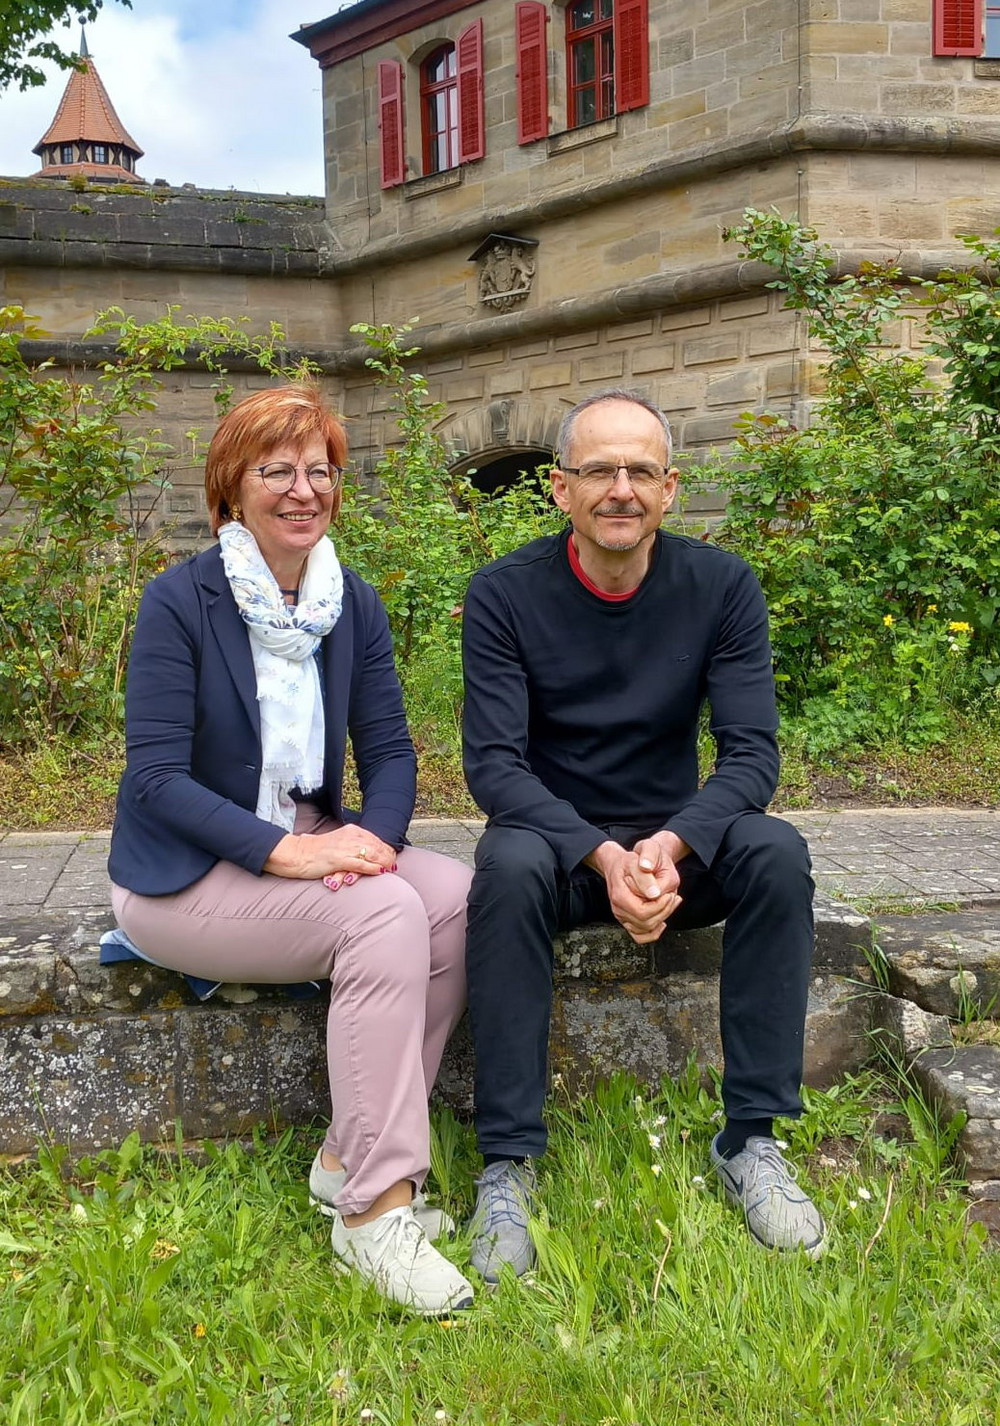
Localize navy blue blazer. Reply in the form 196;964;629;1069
108;544;416;896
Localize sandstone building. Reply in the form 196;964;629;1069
2;0;999;539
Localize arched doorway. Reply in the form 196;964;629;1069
466;447;551;495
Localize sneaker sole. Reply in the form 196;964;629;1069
744;1221;828;1260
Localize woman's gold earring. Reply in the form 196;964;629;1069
230;503;242;522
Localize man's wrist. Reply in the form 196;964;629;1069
652;829;691;866
583;839;620;876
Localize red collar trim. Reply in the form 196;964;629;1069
567;535;641;602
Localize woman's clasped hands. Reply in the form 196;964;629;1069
263;823;398;890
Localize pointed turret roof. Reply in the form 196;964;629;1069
31;28;144;182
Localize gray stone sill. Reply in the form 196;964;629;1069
973;59;1000;78
403;167;463;201
547;116;619;156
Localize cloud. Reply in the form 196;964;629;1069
0;0;326;194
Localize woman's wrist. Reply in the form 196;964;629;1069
263;833;302;878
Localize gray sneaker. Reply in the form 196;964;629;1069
308;1150;455;1240
710;1134;827;1258
469;1159;537;1282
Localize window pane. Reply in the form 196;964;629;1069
599;0;614;18
987;6;1000;57
600;31;615;114
577;88;596;125
574;35;596;85
571;2;596;28
426;47;456;84
431;91;447;133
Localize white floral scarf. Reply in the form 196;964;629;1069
218;520;343;831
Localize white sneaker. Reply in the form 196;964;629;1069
331;1206;474;1316
308;1150;455;1239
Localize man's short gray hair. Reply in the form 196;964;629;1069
556;388;674;467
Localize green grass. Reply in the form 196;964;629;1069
2;1071;996;1426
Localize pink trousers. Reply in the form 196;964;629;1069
110;803;471;1214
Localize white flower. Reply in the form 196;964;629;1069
848;1200;858;1210
435;1413;447;1422
653;1115;667;1128
858;1186;872;1201
691;1175;706;1187
775;1138;789;1151
592;1198;606;1210
651;1164;662;1177
648;1134;661;1150
70;1203;87;1219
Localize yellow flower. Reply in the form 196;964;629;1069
150;1239;179;1260
927;604;938;613
882;614;895;627
948;621;972;634
193;1322;206;1338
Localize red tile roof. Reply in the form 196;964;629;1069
33;161;141;182
32;56;143;157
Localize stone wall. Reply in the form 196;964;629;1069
801;0;992;119
4;0;1000;547
321;0;803;253
0;179;343;548
341;289;814;521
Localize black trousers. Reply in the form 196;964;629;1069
465;813;815;1159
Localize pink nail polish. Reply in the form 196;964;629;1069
344;873;357;885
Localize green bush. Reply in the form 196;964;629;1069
0;304;315;746
694;212;1000;753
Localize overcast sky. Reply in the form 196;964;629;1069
0;0;343;194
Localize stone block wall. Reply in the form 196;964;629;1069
320;0;802;254
340;289;817;523
801;0;993;118
0;180;342;552
0;180;335;342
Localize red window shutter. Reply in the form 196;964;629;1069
934;0;983;54
377;60;405;188
457;18;485;163
614;0;650;112
516;2;549;145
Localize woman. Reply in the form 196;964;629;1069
108;384;474;1316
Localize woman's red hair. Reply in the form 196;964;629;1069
204;384;348;535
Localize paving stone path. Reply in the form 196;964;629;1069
1;810;998;1190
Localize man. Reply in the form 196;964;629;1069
461;389;824;1280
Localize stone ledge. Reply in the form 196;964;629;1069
875;911;1000;1019
909;1043;1000;1180
0;970;870;1155
0;897;872;1020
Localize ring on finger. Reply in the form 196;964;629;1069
358;846;369;860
